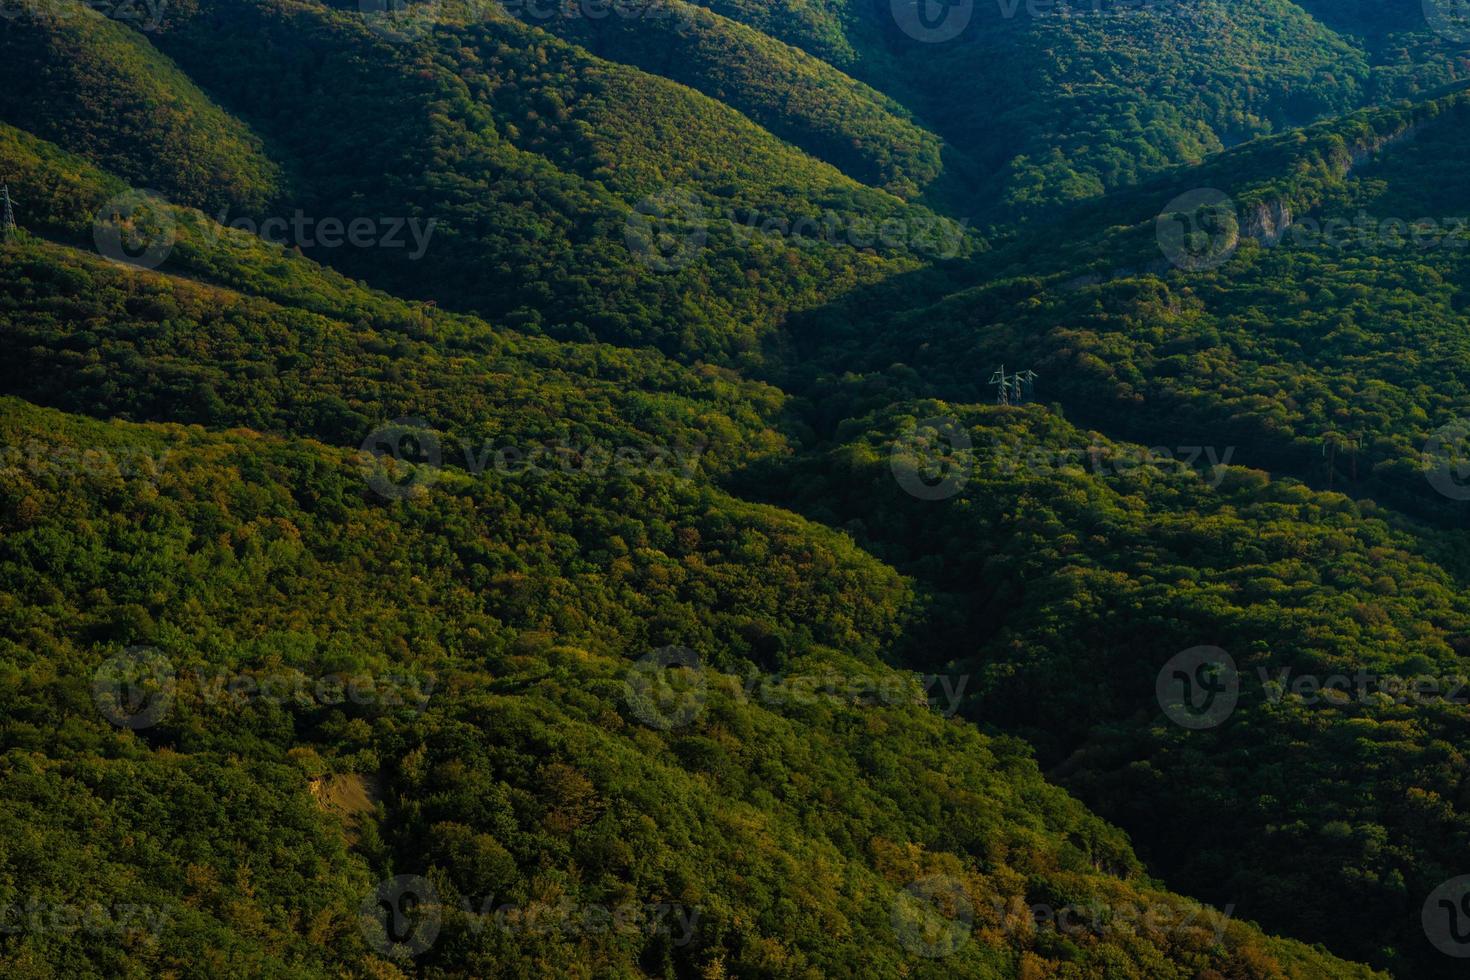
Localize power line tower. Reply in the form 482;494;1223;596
989;365;1012;406
1;183;15;242
1012;369;1038;404
990;365;1038;406
1323;433;1361;488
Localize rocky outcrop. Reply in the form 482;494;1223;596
1341;124;1421;178
1242;198;1292;245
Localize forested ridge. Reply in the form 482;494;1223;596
4;0;1470;976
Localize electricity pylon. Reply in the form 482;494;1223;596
1012;369;1038;403
1;183;15;242
990;366;1038;405
989;365;1012;406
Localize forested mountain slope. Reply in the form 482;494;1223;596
4;0;1470;977
693;0;1399;219
0;2;284;213
768;77;1470;976
0;166;1374;977
493;0;953;199
147;0;967;363
803;86;1470;523
747;395;1470;976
